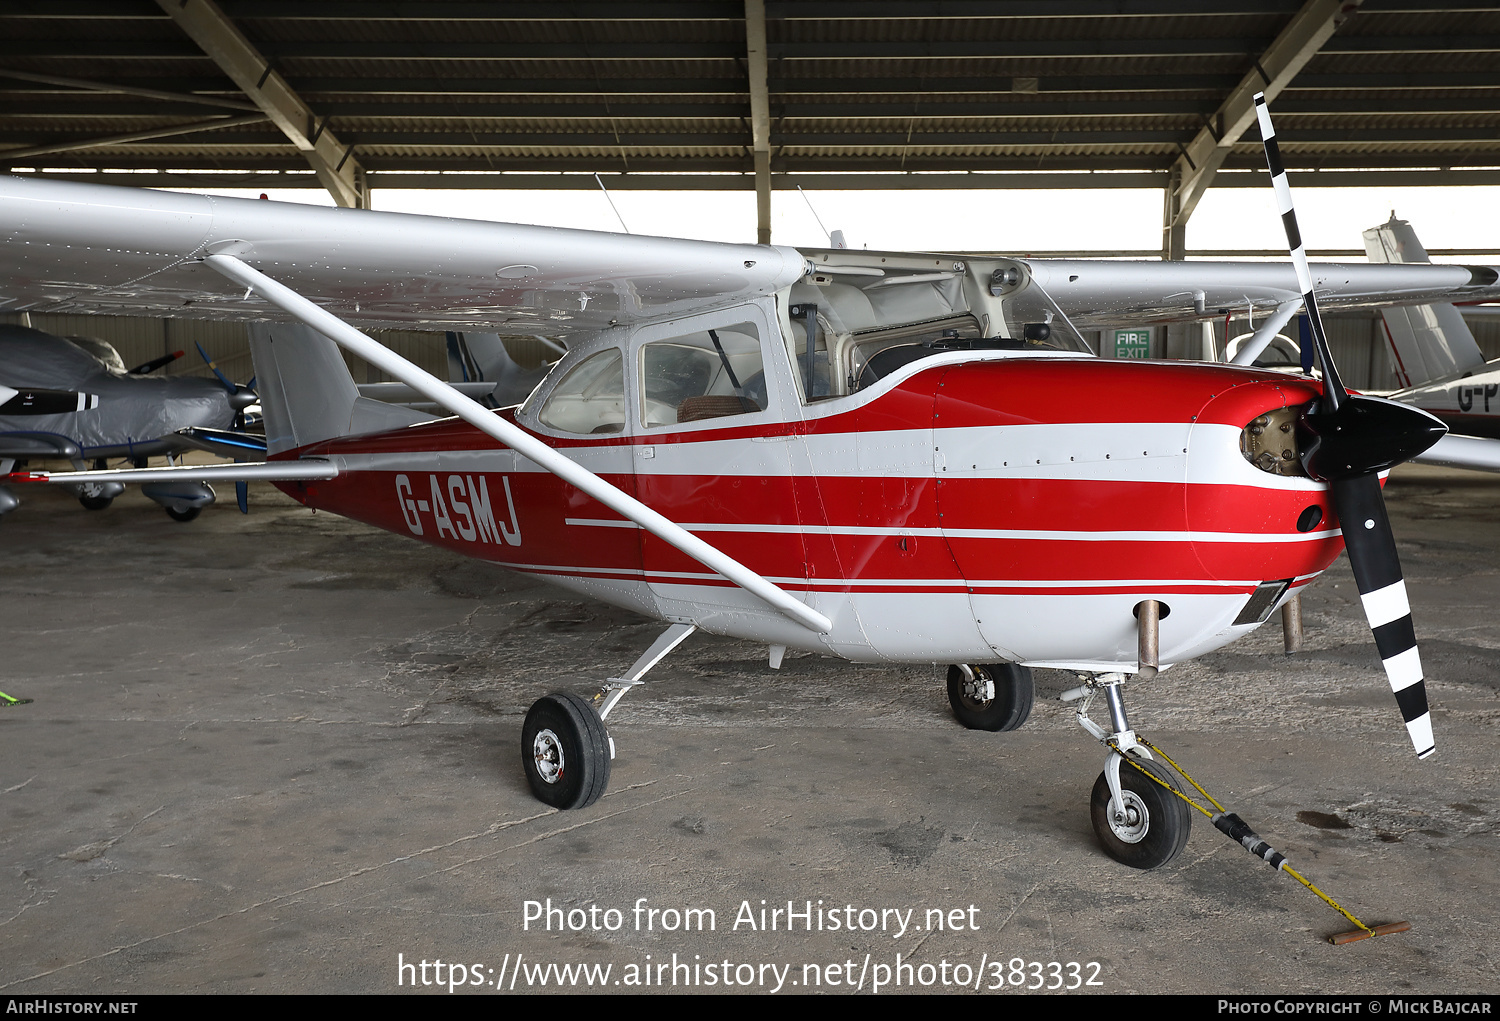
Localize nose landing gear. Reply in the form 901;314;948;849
1066;671;1192;870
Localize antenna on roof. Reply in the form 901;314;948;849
797;185;845;248
594;173;631;234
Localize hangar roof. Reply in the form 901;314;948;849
1;0;1498;194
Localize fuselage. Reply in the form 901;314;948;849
279;352;1345;673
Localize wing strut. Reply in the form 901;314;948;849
1229;299;1301;366
202;251;833;636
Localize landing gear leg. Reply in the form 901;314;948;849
520;622;696;810
1065;672;1191;869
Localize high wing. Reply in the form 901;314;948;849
5;176;1500;334
0;177;807;333
1005;258;1500;329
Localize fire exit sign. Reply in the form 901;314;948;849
1114;329;1151;359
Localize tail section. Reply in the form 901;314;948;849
248;323;433;455
445;332;551;408
1363;214;1486;388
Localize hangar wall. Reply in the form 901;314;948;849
7;308;1498;396
0;312;558;383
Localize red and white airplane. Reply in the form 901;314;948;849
0;99;1488;869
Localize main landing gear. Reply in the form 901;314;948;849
521;622;696;810
946;662;1034;731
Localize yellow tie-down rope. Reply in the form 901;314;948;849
1108;736;1411;945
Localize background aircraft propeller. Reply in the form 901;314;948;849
195;342;260;512
1256;93;1445;759
127;349;183;375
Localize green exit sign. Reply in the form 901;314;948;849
1114;329;1152;359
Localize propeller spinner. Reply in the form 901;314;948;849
1255;93;1444;759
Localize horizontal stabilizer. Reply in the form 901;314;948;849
9;459;337;485
357;381;497;403
0;432;82;460
174;426;269;458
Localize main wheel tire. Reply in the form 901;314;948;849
165;505;202;522
1090;757;1192;869
521;692;611;810
79;495;113;511
946;663;1034;731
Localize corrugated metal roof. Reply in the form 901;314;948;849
2;0;1498;190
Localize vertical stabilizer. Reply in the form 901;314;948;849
1363;214;1485;388
249;322;432;455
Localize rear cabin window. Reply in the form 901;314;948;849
537;348;626;434
640;323;766;429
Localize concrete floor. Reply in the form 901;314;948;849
0;465;1496;995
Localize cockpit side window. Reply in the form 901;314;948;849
640;323;766;429
536;347;626;434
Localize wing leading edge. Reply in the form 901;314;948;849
0;176;808;334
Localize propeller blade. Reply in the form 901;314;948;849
195;341;236;393
236;480;248;514
128;349;184;375
1332;475;1434;758
1256;92;1442;759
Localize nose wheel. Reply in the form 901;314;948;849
1089;756;1191;869
1067;670;1192;869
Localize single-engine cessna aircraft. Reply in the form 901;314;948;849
0;324;257;520
1;98;1489;869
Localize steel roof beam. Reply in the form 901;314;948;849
43;34;1500;60
1161;0;1361;260
0;69;258;112
33;71;1493;98
22;95;1499;118
24;167;1500;191
152;0;367;208
14;0;1497;17
0;113;267;162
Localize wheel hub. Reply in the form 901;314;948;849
533;727;565;784
1108;791;1149;844
962;669;995;707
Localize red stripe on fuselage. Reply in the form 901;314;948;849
275;357;1341;593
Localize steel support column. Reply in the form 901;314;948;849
746;0;771;244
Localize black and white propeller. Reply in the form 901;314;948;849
1255;93;1446;759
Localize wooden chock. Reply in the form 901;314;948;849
1330;921;1411;945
